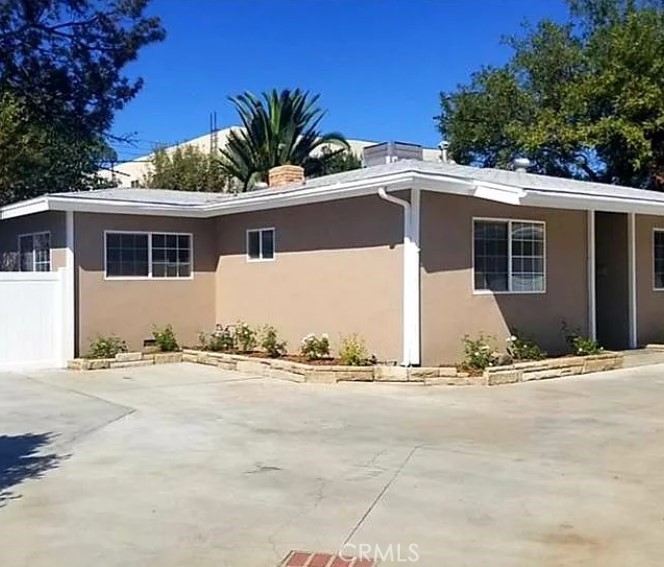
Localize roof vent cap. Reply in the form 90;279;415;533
513;157;531;173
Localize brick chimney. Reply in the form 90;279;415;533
268;165;305;188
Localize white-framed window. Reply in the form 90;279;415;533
653;229;664;290
473;218;545;293
18;231;51;272
105;231;192;279
246;228;275;261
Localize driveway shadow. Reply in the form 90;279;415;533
0;433;63;508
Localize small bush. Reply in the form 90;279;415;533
234;321;258;353
87;335;127;359
461;333;498;371
152;324;179;352
261;325;287;358
338;334;370;366
199;326;235;352
562;322;603;356
506;329;546;361
300;333;331;360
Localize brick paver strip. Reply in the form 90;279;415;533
282;551;376;567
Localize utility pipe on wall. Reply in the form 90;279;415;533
377;187;421;366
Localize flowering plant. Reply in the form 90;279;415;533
461;333;498;371
300;333;331;360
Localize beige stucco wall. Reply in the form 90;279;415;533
74;213;217;356
420;193;589;365
636;214;664;345
215;195;404;362
0;211;66;271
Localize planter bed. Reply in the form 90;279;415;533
179;349;624;385
68;349;623;386
68;351;182;370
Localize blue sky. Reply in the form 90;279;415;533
113;0;569;161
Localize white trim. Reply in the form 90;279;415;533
628;213;638;348
246;227;276;262
103;230;194;280
471;217;547;295
587;210;597;341
17;230;52;272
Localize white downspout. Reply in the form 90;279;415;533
377;187;421;366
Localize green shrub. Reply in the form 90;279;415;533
261;325;287;358
338;334;370;366
506;329;546;361
461;333;498;371
562;322;603;356
300;333;331;360
87;335;127;359
199;327;234;352
152;324;179;352
234;321;258;353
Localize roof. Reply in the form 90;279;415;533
4;159;664;220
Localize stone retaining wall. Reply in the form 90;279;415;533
68;349;623;386
68;352;182;371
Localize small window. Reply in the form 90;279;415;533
105;232;192;278
473;219;545;293
654;230;664;289
247;228;275;261
19;232;51;272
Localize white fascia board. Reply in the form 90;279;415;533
522;190;664;216
0;197;50;220
46;198;207;218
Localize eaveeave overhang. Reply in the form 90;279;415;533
5;168;664;220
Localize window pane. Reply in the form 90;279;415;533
511;222;545;292
105;232;149;277
474;221;508;291
654;231;664;289
151;233;191;278
247;231;260;259
261;229;274;259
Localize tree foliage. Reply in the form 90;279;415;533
0;0;165;205
218;89;350;190
144;146;229;191
438;0;664;189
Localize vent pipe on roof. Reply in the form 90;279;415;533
438;140;450;163
513;157;531;173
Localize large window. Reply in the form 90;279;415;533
247;228;275;261
654;230;664;290
19;232;51;272
473;219;545;293
105;232;192;279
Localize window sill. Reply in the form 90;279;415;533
103;275;194;281
473;289;546;296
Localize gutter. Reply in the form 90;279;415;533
377;187;421;366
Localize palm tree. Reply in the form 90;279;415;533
218;89;350;190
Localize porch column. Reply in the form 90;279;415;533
627;212;638;348
587;210;596;341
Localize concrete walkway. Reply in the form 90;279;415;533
1;362;663;566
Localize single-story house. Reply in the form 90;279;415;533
2;152;664;367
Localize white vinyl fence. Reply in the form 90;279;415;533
0;269;72;371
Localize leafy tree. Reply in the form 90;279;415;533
437;0;664;189
218;89;350;190
0;0;165;204
144;146;229;191
308;146;362;177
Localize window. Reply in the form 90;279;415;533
473;219;545;293
105;232;192;278
19;232;51;272
247;228;275;261
654;230;664;290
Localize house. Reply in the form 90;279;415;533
2;145;664;368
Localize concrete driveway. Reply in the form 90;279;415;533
1;362;663;567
